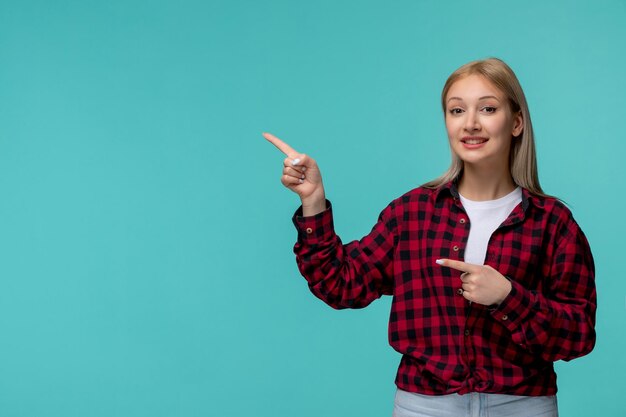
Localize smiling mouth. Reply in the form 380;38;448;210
461;137;489;145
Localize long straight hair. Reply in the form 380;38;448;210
423;58;547;196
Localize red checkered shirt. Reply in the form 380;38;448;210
292;182;596;396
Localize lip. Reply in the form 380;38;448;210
461;136;489;149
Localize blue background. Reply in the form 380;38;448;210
1;0;624;416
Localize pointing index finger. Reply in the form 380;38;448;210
262;132;297;157
435;259;481;273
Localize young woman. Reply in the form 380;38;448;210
263;58;596;417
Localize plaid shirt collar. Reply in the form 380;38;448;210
433;180;545;226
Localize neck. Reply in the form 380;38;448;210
458;163;516;201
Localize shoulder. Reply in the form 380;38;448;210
529;193;571;216
389;185;439;208
527;192;586;241
375;186;442;224
528;193;573;220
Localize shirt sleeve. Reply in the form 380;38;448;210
490;215;596;362
292;200;397;309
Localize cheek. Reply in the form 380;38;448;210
444;118;457;137
485;117;510;136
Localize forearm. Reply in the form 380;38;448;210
493;280;596;362
293;201;396;309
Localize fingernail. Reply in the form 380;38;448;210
302;167;307;172
298;179;304;184
435;259;444;265
301;175;305;179
292;158;301;166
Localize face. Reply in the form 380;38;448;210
445;74;523;170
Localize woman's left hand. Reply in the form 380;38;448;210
436;259;512;306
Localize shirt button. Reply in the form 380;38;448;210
453;245;459;252
305;227;313;234
501;315;509;321
464;329;470;336
459;218;466;224
457;288;464;295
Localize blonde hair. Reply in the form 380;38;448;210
423;58;546;196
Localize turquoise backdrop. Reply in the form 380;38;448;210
1;0;624;416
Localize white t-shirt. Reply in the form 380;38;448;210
459;187;522;265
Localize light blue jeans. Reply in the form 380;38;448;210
393;389;558;417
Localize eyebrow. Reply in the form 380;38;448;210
447;95;501;103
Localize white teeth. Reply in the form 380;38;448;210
464;139;487;144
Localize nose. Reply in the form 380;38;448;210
464;110;481;132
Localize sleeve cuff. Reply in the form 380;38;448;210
292;199;335;243
490;279;534;333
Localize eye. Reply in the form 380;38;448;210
481;106;497;114
448;108;464;115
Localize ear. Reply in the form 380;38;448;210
512;111;523;137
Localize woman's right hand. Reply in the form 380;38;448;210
263;132;327;216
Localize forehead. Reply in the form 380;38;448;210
446;74;504;101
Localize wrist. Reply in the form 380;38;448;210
302;200;326;217
496;279;512;305
301;192;326;217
